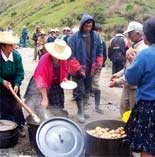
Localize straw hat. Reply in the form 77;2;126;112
49;29;55;33
0;31;19;45
45;39;71;60
40;30;46;35
55;28;60;32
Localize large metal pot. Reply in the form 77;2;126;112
36;117;84;157
26;108;68;156
0;120;18;148
85;120;131;157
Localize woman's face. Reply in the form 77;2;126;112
2;44;14;54
52;55;59;63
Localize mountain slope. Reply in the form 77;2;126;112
0;0;155;35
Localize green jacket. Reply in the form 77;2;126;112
0;50;24;87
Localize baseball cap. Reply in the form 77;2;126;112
124;21;143;34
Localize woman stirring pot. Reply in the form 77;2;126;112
24;39;71;120
0;31;25;137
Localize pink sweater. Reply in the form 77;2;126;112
33;53;68;88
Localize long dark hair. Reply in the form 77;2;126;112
0;43;6;51
143;17;155;44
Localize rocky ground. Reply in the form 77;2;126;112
0;48;139;157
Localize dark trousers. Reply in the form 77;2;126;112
72;75;92;104
112;61;125;74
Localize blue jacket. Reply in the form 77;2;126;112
125;45;155;101
22;28;28;38
68;14;103;76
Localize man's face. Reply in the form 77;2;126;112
128;30;141;43
82;22;93;33
37;27;41;32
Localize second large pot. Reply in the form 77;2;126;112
85;120;131;157
0;120;18;148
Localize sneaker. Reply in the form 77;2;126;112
18;126;26;137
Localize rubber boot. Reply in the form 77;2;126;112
83;96;90;119
83;94;90;110
76;101;85;123
94;89;103;113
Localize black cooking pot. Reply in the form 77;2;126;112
0;120;18;148
26;116;43;156
26;108;68;156
85;120;131;157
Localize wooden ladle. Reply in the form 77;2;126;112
8;85;40;124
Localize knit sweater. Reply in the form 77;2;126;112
0;50;24;87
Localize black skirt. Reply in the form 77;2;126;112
0;85;25;126
125;100;155;155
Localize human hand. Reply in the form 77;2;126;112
3;80;11;89
110;74;119;81
109;80;118;87
63;78;68;82
126;48;136;63
14;86;19;94
41;98;48;108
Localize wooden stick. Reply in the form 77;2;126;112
8;85;35;116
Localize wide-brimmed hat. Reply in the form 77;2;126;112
0;31;19;45
45;39;71;60
49;29;55;33
124;21;143;34
40;30;46;35
55;28;60;32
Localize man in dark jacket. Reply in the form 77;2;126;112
68;14;103;123
108;29;130;74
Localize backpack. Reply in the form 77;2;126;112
109;35;126;63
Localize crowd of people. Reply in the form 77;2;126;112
0;14;155;157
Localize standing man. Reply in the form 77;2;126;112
108;29;130;74
37;30;47;59
47;29;56;43
68;14;103;123
62;27;71;43
20;26;29;47
90;23;107;113
109;21;148;116
32;26;41;60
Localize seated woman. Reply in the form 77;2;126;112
0;31;25;137
24;39;71;119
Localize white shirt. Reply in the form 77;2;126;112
1;51;13;62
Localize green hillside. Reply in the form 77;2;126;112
0;0;155;37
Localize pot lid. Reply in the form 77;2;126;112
0;120;17;131
60;80;77;90
36;117;84;157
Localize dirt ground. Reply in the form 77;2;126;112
0;48;139;157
